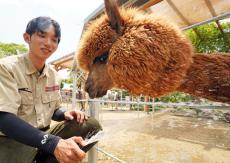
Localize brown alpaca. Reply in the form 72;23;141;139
77;0;230;103
178;53;230;103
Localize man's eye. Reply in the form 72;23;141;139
52;38;58;43
93;52;109;64
38;33;45;38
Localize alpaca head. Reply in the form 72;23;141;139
77;0;193;98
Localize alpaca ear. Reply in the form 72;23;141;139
104;0;124;35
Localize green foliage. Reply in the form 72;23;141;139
60;77;73;89
0;42;28;58
185;22;230;53
155;92;192;103
62;77;73;84
121;90;130;98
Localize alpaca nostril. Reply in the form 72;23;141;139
85;79;91;93
85;85;90;93
97;90;107;97
85;86;95;99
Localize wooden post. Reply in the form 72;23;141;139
144;96;149;113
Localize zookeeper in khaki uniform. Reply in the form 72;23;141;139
0;16;102;163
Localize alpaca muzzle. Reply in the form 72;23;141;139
85;81;108;98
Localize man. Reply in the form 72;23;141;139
0;16;102;163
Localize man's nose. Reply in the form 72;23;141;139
44;38;52;47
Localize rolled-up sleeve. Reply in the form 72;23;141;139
0;63;20;114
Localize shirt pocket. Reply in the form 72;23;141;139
18;90;34;116
42;92;60;113
42;93;59;105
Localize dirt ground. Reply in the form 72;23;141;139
95;109;230;163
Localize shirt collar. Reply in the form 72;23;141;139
24;53;49;77
41;63;49;77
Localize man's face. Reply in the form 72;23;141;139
24;25;59;61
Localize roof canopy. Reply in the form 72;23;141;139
50;0;230;71
50;52;74;71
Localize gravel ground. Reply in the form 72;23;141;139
94;109;230;163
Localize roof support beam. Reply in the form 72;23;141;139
166;0;190;25
204;0;224;34
139;0;162;10
182;12;230;30
54;58;73;66
165;0;201;39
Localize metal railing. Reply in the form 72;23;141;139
67;97;229;163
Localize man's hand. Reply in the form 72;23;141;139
54;136;86;163
64;110;88;123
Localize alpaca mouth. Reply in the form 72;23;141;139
88;90;108;99
85;82;108;98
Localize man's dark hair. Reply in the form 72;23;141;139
25;16;61;43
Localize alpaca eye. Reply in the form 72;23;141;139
93;51;109;64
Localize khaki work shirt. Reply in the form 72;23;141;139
0;54;62;135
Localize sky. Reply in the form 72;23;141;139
0;0;103;63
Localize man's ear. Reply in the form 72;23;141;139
23;33;31;43
104;0;124;35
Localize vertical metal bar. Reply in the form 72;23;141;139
72;73;77;110
151;98;155;131
131;96;134;110
101;100;104;122
88;100;100;163
137;96;140;118
120;90;123;109
152;98;155;113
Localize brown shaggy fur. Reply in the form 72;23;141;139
77;0;230;103
178;53;230;103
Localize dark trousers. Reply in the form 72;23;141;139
0;117;102;163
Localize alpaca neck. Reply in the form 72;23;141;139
177;53;230;103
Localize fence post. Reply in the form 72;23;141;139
72;72;77;110
88;100;100;163
144;96;149;113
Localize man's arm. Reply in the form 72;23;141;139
52;108;88;123
0;111;60;154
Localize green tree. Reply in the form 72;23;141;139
60;77;73;89
0;42;28;58
155;92;192;103
185;22;230;53
62;77;74;84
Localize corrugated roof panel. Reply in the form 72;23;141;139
150;0;229;29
